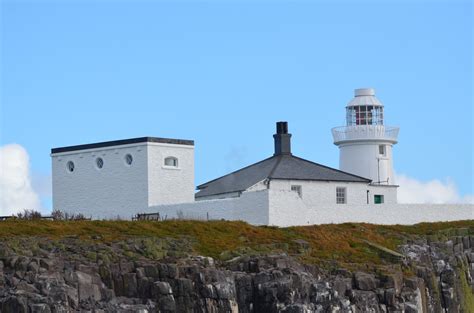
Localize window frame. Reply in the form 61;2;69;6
164;156;179;168
374;194;384;204
336;187;346;204
291;185;303;198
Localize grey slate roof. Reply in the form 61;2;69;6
195;154;371;198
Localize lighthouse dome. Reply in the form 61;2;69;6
346;88;383;107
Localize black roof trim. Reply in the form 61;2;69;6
369;184;400;188
51;137;194;154
194;190;243;198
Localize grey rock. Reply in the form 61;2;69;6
16;281;40;293
159;294;176;312
123;272;137;297
1;296;28;313
0;235;471;312
462;236;470;249
332;277;351;297
453;243;463;254
27;261;40;273
30;303;52;313
75;271;102;302
15;257;29;271
404;277;421;290
404;302;419;313
354;272;377;291
137;276;152;299
349;290;380;312
381;272;403;295
152;281;173;297
384;288;396;307
39;259;55;271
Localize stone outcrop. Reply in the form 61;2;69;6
0;235;473;312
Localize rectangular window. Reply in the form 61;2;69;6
379;145;386;156
374;195;384;204
291;185;302;198
336;187;346;204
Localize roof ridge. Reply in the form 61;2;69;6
267;155;284;178
197;155;277;190
290;155;371;182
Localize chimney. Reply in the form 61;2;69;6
273;121;292;155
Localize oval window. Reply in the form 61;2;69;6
125;154;133;165
67;161;75;172
96;157;104;169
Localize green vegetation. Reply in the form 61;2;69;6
458;261;474;312
0;219;472;267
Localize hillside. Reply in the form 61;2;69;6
0;220;473;312
0;220;472;266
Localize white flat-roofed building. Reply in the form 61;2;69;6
51;137;194;219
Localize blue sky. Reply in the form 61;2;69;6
1;0;472;210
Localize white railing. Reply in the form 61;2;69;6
332;125;399;143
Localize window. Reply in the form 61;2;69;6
96;157;104;169
374;195;384;204
125;154;133;165
67;161;75;173
346;106;384;126
379;145;386;156
336;187;346;204
164;157;178;167
291;185;302;198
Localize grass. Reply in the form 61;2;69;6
0;219;472;267
458;261;474;312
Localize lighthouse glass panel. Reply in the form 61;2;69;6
346;106;383;126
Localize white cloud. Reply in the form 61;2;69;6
396;173;474;204
32;173;52;198
0;144;41;215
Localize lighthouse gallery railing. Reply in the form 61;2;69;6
332;125;399;143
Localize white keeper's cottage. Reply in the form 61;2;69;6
194;121;397;205
51;88;473;225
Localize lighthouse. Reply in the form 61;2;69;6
332;88;399;185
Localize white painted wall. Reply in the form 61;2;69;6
368;184;398;204
52;141;195;219
52;143;149;219
339;141;396;185
268;179;397;206
147;143;194;206
145;190;270;225
268;189;473;226
134;188;470;227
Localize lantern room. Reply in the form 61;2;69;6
346;88;384;126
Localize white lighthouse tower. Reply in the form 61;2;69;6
332;88;399;185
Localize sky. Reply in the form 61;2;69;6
1;0;473;214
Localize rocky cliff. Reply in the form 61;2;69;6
0;221;473;312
